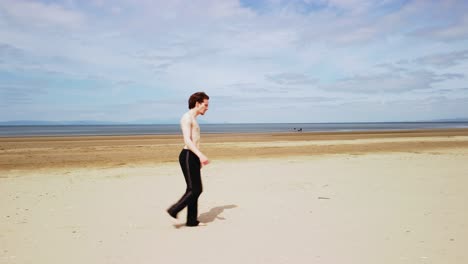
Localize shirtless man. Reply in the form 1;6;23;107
167;92;210;227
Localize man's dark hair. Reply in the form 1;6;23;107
188;92;209;109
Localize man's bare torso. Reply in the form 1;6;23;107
182;112;200;149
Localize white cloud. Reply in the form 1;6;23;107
322;70;464;94
266;72;318;85
414;50;468;67
412;10;468;41
0;0;85;29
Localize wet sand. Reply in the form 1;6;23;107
1;128;468;171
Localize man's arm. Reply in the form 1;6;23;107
180;115;209;165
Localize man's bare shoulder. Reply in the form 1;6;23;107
180;112;192;122
180;112;192;124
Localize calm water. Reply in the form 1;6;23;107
1;122;468;137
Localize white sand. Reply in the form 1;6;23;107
1;149;468;264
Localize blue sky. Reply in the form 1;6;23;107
1;0;468;123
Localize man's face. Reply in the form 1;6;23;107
197;99;209;115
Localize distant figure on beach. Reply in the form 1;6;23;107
167;92;210;227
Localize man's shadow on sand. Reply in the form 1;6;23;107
173;204;237;229
199;204;237;223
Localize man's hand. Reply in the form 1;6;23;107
199;154;210;167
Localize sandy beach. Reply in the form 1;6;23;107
1;129;468;263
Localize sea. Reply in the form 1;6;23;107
1;122;468;137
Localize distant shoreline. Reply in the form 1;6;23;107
1;122;468;137
1;127;468;140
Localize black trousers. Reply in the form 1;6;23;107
168;149;203;225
